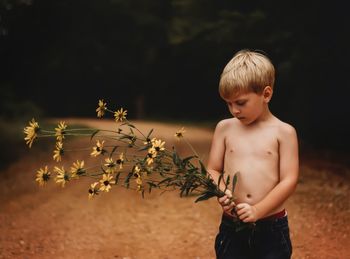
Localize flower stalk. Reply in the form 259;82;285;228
24;99;252;231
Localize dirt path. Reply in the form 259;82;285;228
0;119;349;259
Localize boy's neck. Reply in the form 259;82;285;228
248;105;274;126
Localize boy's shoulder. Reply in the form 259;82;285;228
215;118;239;130
272;117;298;140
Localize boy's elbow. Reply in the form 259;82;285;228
284;176;298;194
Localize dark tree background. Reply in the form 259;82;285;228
1;0;349;152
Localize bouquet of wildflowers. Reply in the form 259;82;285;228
24;100;250;231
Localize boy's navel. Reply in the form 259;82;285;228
247;194;252;198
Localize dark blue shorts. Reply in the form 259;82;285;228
215;214;292;259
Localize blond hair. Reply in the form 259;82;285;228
219;49;275;99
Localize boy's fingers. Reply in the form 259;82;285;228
223;202;235;211
218;195;227;203
235;203;247;210
224;189;232;198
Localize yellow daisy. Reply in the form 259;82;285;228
35;166;51;186
88;182;99;199
104;157;116;174
53;142;64;162
146;148;157;165
55;121;67;142
175;127;186;139
90;140;106;157
116;152;124;170
70;160;86;179
136;183;143;192
99;174;115;192
23;118;40;148
54;166;70;187
136;177;143;192
133;165;141;175
151;138;165;152
114;108;127;122
96;99;107;118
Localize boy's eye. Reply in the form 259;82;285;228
236;100;247;106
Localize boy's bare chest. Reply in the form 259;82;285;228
224;129;279;158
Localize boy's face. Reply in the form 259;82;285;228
224;87;272;125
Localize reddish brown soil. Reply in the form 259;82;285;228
0;119;349;259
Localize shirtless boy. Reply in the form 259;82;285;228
207;49;299;259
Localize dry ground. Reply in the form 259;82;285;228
0;119;349;259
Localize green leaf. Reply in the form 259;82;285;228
183;155;197;164
232;172;238;194
218;173;223;188
199;160;207;175
124;172;133;188
90;130;100;140
146;129;154;139
115;172;121;185
101;166;107;174
147;181;157;193
194;191;217;202
224;174;230;192
172;149;182;167
158;177;173;186
138;146;149;151
110;146;118;157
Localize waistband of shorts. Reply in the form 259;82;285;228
223;209;287;222
221;209;288;231
258;209;287;222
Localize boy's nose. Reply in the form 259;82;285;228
232;108;241;116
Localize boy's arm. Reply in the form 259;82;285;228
236;124;299;222
207;121;235;212
206;120;226;188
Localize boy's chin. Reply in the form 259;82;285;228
236;117;251;124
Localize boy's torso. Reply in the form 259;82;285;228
223;117;284;215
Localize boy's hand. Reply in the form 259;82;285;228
235;203;259;223
217;190;236;216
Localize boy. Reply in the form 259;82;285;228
207;49;299;259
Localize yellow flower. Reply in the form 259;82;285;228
114;108;127;122
70;160;86;179
116;152;124;170
35;166;51;186
133;166;146;190
23;118;40;148
99;174;115;192
54;166;70;187
151;138;165;152
53;142;64;162
133;165;141;174
136;183;143;192
175;127;186;139
91;140;106;157
55;121;67;142
146;148;157;165
135;176;142;186
104;157;116;174
96;99;107;118
88;182;99;199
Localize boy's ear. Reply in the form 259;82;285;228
263;86;273;103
